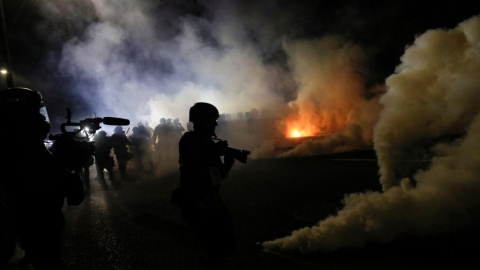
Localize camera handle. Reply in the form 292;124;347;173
60;122;92;141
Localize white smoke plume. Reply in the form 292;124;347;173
375;15;480;190
263;14;480;254
40;0;287;136
30;0;387;158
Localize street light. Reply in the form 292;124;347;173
1;0;14;87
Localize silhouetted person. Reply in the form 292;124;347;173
48;129;94;190
172;102;237;270
92;130;115;188
172;118;185;145
164;118;177;165
79;156;94;189
144;120;154;136
153;118;169;167
111;126;133;180
0;87;85;270
129;122;154;173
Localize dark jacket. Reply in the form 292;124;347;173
1;143;85;268
111;131;133;161
176;131;233;207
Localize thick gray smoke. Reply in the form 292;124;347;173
34;0;384;157
40;0;287;137
375;15;480;190
263;15;480;254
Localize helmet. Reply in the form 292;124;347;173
114;126;124;132
0;87;51;141
167;118;172;124
0;87;50;122
96;130;107;137
189;102;219;123
160;118;166;124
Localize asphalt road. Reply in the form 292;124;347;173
7;150;476;269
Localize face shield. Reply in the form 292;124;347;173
39;104;51;123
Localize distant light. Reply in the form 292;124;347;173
0;69;7;75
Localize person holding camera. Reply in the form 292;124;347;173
172;102;237;270
0;87;85;270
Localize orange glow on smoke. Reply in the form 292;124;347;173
291;130;301;137
285;118;322;138
283;109;348;138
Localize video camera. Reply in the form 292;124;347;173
48;108;130;171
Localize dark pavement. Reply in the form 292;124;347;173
7;150;476;269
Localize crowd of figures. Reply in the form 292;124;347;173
77;117;186;190
76;108;271;191
1;87;253;270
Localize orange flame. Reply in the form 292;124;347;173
283;109;346;138
284;116;323;138
291;130;301;137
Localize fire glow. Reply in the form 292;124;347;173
283;109;348;138
284;118;326;138
291;130;301;137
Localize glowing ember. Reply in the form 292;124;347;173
291;130;301;137
284;119;322;138
282;109;346;138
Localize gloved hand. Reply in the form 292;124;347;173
224;154;235;167
214;140;228;155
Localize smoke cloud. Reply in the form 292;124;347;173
277;36;384;157
23;0;480;257
27;0;388;156
263;15;480;254
39;0;288;137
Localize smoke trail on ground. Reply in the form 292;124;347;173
263;14;480;254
